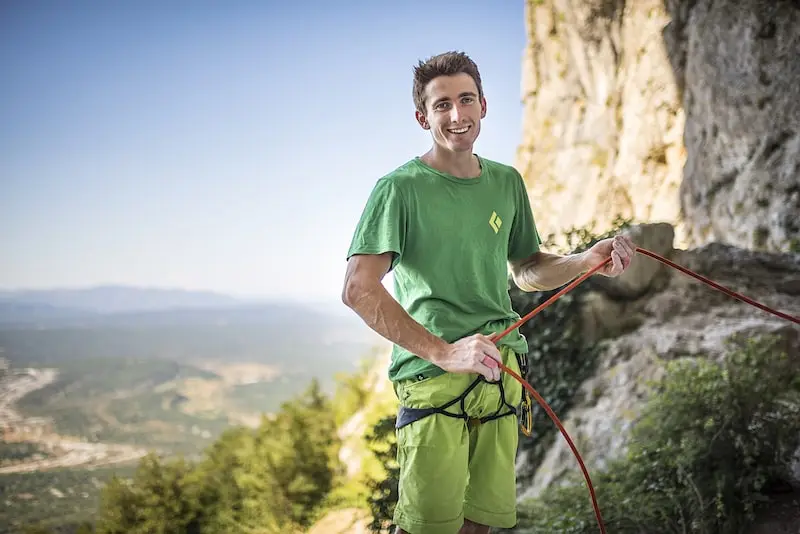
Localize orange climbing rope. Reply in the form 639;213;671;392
488;246;800;534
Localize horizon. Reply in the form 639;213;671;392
1;1;528;302
0;284;353;315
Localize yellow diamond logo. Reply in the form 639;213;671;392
489;211;502;233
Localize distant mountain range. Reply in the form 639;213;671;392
0;286;244;314
0;286;370;334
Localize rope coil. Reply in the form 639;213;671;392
489;246;800;534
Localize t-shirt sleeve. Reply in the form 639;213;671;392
346;178;407;270
508;170;542;262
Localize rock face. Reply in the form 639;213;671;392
664;0;800;252
515;223;800;501
517;0;800;253
517;0;687;249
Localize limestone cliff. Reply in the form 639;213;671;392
517;0;800;253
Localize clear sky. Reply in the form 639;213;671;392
1;0;528;304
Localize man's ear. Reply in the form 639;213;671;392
480;96;487;119
415;110;430;130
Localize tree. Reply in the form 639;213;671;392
364;415;399;533
95;453;206;534
94;378;343;533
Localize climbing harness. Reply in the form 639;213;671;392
395;352;526;431
393;246;799;534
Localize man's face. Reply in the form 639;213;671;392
416;73;486;153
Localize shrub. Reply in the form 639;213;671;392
364;414;399;533
518;333;800;534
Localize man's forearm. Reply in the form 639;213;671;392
512;251;591;291
343;281;448;364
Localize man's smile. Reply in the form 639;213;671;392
447;125;471;134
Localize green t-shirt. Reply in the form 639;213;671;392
346;155;542;382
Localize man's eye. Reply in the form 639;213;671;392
436;102;451;110
462;97;474;104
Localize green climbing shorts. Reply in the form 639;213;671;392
392;345;524;534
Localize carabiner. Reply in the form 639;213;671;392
520;392;533;436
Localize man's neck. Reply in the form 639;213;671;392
421;146;481;179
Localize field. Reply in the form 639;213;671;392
0;463;139;533
2;320;379;446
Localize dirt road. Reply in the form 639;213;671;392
0;367;147;474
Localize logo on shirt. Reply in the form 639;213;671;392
489;211;503;233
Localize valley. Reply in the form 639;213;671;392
0;293;382;532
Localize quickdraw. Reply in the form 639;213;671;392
488;246;800;534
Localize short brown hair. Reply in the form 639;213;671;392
412;51;484;113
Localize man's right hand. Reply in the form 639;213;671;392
435;334;503;382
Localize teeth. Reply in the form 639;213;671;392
449;126;469;134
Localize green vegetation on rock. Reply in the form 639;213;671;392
516;334;800;534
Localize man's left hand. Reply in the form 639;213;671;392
585;234;636;277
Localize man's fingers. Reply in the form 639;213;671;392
485;367;500;382
478;338;503;360
481;354;501;382
614;241;632;269
479;364;496;382
614;235;635;259
622;236;636;259
611;250;623;274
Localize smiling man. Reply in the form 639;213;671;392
342;51;635;534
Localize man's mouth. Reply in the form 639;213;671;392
447;125;470;135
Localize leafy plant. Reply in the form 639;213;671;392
91;379;342;534
518;333;800;534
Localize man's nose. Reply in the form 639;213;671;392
449;106;462;122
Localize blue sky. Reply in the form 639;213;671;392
1;0;528;303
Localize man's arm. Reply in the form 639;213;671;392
509;250;591;292
510;235;636;292
342;253;502;381
342;252;449;362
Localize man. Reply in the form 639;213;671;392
342;51;635;534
